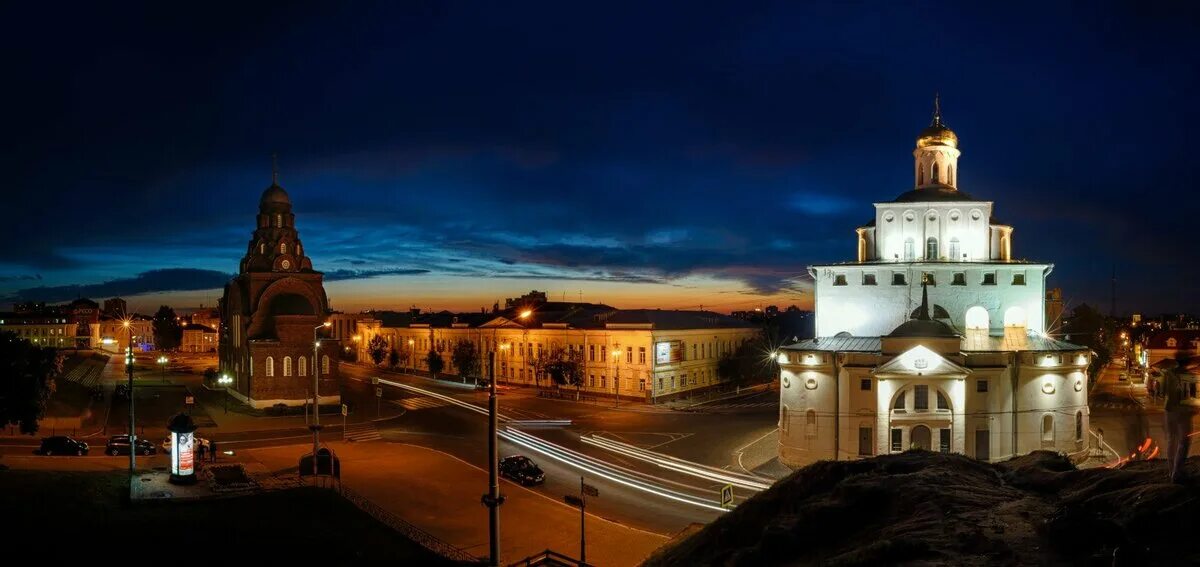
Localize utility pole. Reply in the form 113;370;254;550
126;321;135;478
482;348;504;566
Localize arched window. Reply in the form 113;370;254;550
893;391;906;411
250;356;253;376
265;356;274;377
965;306;990;331
1167;338;1178;348
780;405;790;433
949;237;961;260
283;356;292;376
903;238;915;261
259;243;265;254
926;237;938;260
937;391;949;410
1075;411;1083;442
918;168;924;185
280;242;286;254
1042;414;1054;443
275;214;282;228
931;163;940;183
948;164;954;185
1003;306;1027;329
298;356;307;377
911;425;931;450
322;355;330;374
805;409;817;438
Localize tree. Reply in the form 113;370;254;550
716;334;777;388
1064;303;1115;387
451;340;481;383
0;331;63;435
426;350;445;378
152;305;183;350
545;346;584;399
388;347;400;369
527;351;549;388
368;336;388;366
203;367;218;388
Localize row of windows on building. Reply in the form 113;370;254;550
783;410;1084;457
494;363;717;393
250;355;330;377
257;241;302;256
383;336;743;365
4;327;70;337
834;270;1025;287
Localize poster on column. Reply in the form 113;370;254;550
172;432;195;476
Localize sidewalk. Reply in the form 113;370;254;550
245;441;668;566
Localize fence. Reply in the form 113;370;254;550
339;486;482;564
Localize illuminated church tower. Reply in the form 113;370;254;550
779;99;1089;467
218;162;340;408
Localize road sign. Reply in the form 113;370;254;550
376;387;383;398
341;404;349;416
582;483;599;498
720;484;734;508
371;377;379;385
184;394;195;406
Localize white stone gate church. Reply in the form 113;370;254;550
778;99;1091;466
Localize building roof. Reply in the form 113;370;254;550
888;319;959;338
378;305;754;331
784;332;1086;354
887;185;985;203
1145;329;1200;349
602;309;754;330
259;182;291;207
183;323;217;333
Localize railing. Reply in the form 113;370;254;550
508;549;588;566
339;486;482;564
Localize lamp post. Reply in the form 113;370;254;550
481;344;506;566
158;355;168;383
123;319;135;477
407;339;414;374
312;321;331;477
218;373;233;414
611;348;621;408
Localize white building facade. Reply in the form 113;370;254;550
780;100;1090;467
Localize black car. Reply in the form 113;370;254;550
499;455;545;486
105;434;156;456
38;436;89;456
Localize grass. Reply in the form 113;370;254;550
0;470;459;564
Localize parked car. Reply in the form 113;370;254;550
38;436;89;456
475;378;491;390
499;455;545;486
105;434;156;456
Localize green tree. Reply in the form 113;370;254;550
426;350;445;378
388;347;400;369
0;331;64;435
152;305;183;350
1064;303;1114;387
545;346;585;398
203;367;218;388
451;340;481;382
367;336;388;366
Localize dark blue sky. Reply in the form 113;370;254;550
3;2;1197;314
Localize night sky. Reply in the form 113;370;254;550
3;2;1197;315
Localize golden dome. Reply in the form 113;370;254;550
916;93;958;149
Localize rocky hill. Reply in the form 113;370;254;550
644;451;1198;566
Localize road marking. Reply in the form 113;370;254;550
391;397;451;411
344;422;382;442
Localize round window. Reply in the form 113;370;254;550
884;212;895;223
928;215;937;222
281;259;291;270
781;376;791;389
1074;379;1083;392
971;210;982;221
1042;382;1056;395
805;378;818;390
949;212;960;221
904;212;915;222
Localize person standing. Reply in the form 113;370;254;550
1162;363;1195;483
209;439;217;462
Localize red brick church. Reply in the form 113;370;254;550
218;168;340;408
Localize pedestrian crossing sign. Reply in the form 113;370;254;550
720;484;734;509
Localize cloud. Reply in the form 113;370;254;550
0;274;42;282
323;268;431;281
5;269;235;303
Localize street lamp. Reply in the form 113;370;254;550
611;348;621;408
311;321;331;478
157;355;169;383
218;373;233;414
482;341;506;565
123;318;135;478
407;338;415;374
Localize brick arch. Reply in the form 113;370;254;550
248;277;326;339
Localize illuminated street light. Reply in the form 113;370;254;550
158;355;168;383
519;310;532;319
218;373;233;414
611;348;622;409
311;321;330;478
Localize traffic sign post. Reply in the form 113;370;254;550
376;387;383;418
720;483;734;509
341;404;348;441
564;477;599;564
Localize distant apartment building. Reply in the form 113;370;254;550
96;316;154;353
0;312;77;348
328;312;370;352
356;300;760;403
181;323;218;353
